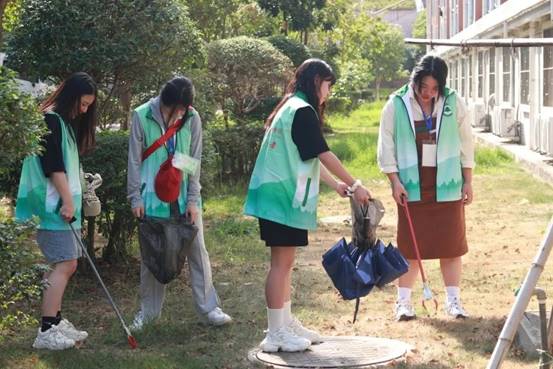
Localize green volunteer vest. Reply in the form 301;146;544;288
244;92;321;230
393;84;463;202
135;102;194;218
16;112;83;230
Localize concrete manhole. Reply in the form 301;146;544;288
248;336;410;368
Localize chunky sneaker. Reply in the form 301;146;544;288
56;319;88;342
32;325;75;350
287;317;323;344
206;307;232;326
445;297;468;319
259;326;312;352
395;299;416;321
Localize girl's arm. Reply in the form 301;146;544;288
319;151;370;203
51;172;74;221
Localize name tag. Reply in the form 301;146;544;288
422;144;437;167
172;152;200;175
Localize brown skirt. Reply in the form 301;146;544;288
396;118;468;260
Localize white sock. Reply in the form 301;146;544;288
283;301;292;326
445;286;460;303
397;287;412;302
267;307;284;333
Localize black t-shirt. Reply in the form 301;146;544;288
39;114;66;177
291;107;329;161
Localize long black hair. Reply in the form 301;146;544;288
410;54;448;97
266;58;336;127
41;72;97;155
160;76;195;123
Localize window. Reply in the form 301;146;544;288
520;47;529;105
461;58;466;96
478;51;484;98
488;0;498;11
464;1;474;28
457;59;461;91
452;61;458;91
469;55;473;98
544;29;553;107
450;0;458;35
489;48;495;95
502;47;511;103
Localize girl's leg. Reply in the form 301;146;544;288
41;259;77;318
440;256;468;317
266;247;296;309
395;259;420;321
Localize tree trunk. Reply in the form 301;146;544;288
0;0;11;46
375;80;381;101
119;81;132;131
303;30;308;45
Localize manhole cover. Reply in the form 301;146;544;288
248;336;410;368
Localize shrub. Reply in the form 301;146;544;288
207;116;265;182
266;35;312;67
0;218;48;337
0;66;46;193
81;131;134;262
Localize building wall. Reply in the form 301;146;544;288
426;0;553;157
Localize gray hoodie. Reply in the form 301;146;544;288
127;96;202;210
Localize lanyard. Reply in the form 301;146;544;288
419;99;434;132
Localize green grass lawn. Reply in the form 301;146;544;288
1;102;553;368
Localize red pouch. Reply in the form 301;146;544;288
154;154;183;203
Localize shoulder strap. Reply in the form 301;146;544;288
142;118;184;162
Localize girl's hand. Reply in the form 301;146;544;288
186;203;199;224
132;206;144;219
353;185;371;205
335;182;349;198
462;182;473;205
60;201;75;222
391;180;408;205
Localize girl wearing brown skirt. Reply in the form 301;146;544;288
377;55;474;321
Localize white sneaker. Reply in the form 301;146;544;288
287;317;323;344
395;299;416;321
445;297;468;319
32;325;75;350
56;319;88;342
129;310;146;331
205;307;232;326
259;326;312;352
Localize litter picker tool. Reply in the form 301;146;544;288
401;196;438;314
68;217;138;349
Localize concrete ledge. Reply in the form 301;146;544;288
473;128;553;185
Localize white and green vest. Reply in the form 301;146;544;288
136;102;195;218
393;84;463;202
16;112;83;230
244;92;320;230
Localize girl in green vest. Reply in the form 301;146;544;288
16;72;97;350
127;77;232;330
245;59;371;352
377;54;474;321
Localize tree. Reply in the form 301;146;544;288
228;2;279;38
186;0;246;41
266;35;311;67
207;36;293;121
257;0;326;43
6;0;203;129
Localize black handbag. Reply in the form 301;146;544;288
138;216;198;284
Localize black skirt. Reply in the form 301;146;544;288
258;218;308;247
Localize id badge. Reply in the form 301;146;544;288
422;144;437;167
172;152;200;175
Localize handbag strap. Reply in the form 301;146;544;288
142;117;185;162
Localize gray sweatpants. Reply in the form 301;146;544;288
138;212;220;320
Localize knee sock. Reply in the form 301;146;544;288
55;311;62;325
397;287;412;302
445;286;460;303
41;316;58;332
282;301;292;326
267;307;284;333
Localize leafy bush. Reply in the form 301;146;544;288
0;218;48;337
207;115;265;181
266;35;312;67
207;36;293;119
0;66;46;183
81;131;134;262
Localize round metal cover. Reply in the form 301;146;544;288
248;336;410;368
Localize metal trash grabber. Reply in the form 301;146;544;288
401;196;438;314
68;218;138;349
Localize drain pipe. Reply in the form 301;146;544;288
533;288;550;369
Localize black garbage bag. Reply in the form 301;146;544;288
138;216;198;284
